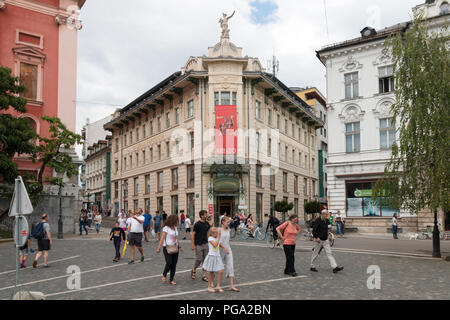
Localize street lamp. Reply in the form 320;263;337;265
432;209;441;258
57;183;63;239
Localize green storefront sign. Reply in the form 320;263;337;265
354;189;387;197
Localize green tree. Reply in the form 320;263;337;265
28;116;83;198
304;201;322;221
274;200;294;221
373;15;449;257
0;66;37;183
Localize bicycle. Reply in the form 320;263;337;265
266;228;282;248
230;220;244;239
418;225;445;240
240;224;266;241
301;227;314;241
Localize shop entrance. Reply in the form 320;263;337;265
217;196;234;218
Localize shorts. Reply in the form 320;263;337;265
19;248;29;256
128;232;143;247
154;225;161;233
185;228;191;232
37;239;51;251
143;225;151;232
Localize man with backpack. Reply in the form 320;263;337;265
32;214;52;268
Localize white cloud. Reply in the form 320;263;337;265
76;0;420;141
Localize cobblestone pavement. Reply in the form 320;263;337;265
0;228;449;300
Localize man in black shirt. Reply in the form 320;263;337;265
310;210;344;274
191;210;210;282
266;214;281;245
109;222;126;262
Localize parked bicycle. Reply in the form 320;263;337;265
418;225;445;240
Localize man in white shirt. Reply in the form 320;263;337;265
184;215;192;240
126;209;145;264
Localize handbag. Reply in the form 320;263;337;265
166;244;179;255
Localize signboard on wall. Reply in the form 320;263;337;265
215;105;237;155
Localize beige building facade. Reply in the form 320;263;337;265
104;23;323;224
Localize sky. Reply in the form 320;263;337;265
75;0;420;157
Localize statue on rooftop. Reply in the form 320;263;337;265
219;11;235;39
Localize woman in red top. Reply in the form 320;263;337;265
276;215;302;277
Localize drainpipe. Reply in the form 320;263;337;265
247;78;252;222
200;78;204;216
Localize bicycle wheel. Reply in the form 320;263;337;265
266;231;274;246
240;229;250;240
255;228;266;241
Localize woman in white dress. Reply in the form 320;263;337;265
202;227;225;293
220;216;239;292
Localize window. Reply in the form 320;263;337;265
379;66;394;93
145;198;150;214
172;168;178;190
277;115;280;129
157;197;163;214
268;138;272;157
285;146;288;162
129;155;132;168
150;147;153;162
150;121;154;135
256;165;262;188
312;180;316;197
380;118;396;149
166;113;170;128
130;132;133;145
292;149;295;164
256;132;260;152
255;100;261;119
284;119;288;135
232;92;237;105
268;109;272;126
158;145;161;160
190;132;194;151
221;92;230;105
294;175;299;194
123;157;127;170
256;193;263;223
305;155;308;169
187;164;195;187
136;128;139;141
157;117;161;132
187;193;195;218
294;198;299;215
344;72;359;99
115;138;119;151
214;92;220;105
292;124;295;137
171;195;179;215
145;175;150;194
175;139;180;155
20;62;38;100
142;150;146;165
123;201;128;213
142;125;146;139
115;160;118;173
270;168;275;190
345;122;361;153
283;172;288;192
134;177;139;195
346;181;396;217
441;2;449;15
114;182;119;199
270;195;275;216
166;141;170;158
175;108;180;125
135;152;139;167
304;178;308;196
187;100;194;118
157;171;164;192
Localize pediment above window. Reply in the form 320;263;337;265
338;104;365;123
373;47;392;66
372;98;395;118
339;56;363;72
13;46;46;63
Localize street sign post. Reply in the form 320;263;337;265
8;176;34;300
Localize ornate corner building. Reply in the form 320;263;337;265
104;18;324;224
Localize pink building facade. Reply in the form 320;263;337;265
0;0;85;178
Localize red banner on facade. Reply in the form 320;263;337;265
215;105;237;155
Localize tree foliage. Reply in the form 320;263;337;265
304;201;322;214
373;15;449;214
0;67;37;183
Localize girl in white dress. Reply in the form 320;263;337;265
202;227;225;293
220;216;239;292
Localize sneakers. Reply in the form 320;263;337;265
32;260;37;268
140;256;145;262
333;266;344;273
310;267;318;272
291;272;298;277
113;257;119;263
43;264;49;268
128;260;134;264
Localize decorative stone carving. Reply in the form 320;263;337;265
184;57;198;72
338;104;365;123
373;47;392;66
56;14;83;30
219;11;235;40
373;98;395;118
339;55;363;72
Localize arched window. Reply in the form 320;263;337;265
441;2;449;15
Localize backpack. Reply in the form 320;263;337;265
32;222;45;239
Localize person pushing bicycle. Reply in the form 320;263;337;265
266;214;281;246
